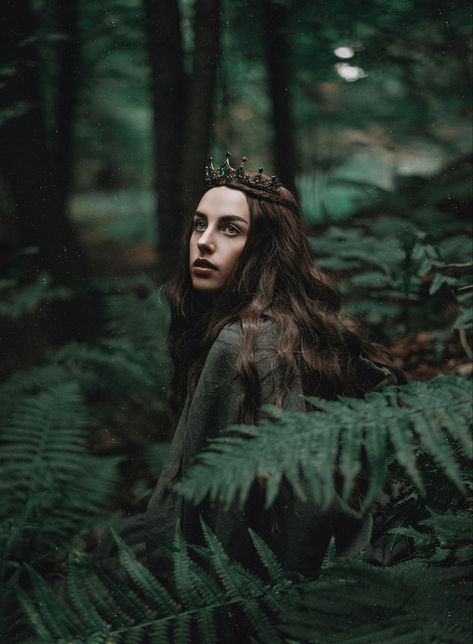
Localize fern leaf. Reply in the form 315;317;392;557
433;406;472;458
199;520;243;600
148;620;170;643
414;413;465;492
20;567;76;641
339;411;363;502
0;383;121;561
173;523;201;609
22;507;472;644
362;415;388;510
67;560;110;634
248;529;286;584
176;377;471;512
112;529;178;615
200;521;285;644
80;568;134;628
17;592;53;642
386;412;425;494
173;613;192;644
195;606;218;644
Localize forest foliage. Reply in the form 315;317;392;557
0;0;472;642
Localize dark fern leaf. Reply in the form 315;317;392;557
22;515;472;643
175;377;472;513
0;383;121;559
22;523;301;643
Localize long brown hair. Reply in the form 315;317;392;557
164;172;401;424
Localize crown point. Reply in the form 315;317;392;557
258;168;263;173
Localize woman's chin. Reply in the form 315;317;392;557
191;278;221;293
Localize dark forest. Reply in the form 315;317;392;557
0;0;472;642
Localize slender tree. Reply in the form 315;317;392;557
180;0;222;225
143;0;221;280
143;0;186;280
261;0;298;196
54;0;81;204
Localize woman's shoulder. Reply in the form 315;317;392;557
214;313;279;351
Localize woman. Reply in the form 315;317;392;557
146;153;402;577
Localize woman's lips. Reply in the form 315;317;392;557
193;258;217;274
192;266;216;276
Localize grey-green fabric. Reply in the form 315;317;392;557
146;317;395;576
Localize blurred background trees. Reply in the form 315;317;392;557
3;0;470;286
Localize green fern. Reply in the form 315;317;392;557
0;383;121;640
0;284;171;413
43;286;171;404
20;513;472;643
0;272;71;319
19;523;298;643
0;383;121;556
104;288;169;347
49;339;166;401
310;212;472;332
175;376;472;512
0;363;71;425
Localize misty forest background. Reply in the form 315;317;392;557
0;0;472;642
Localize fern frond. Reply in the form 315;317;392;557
0;363;70;424
23;523;297;642
67;559;111;634
199;520;286;644
105;290;169;348
0;384;121;558
0;272;71;319
112;529;178;615
49;340;163;400
281;555;472;643
175;377;472;512
248;529;286;584
23;518;472;643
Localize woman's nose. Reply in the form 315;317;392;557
197;228;215;252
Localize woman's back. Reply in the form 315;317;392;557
147;314;395;576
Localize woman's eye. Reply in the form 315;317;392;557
193;220;206;231
223;224;240;235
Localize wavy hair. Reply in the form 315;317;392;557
164;172;402;424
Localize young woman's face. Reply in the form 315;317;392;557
189;186;250;293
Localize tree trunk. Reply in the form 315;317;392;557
0;0;83;279
180;0;222;225
0;0;101;340
261;0;298;197
54;0;80;203
143;0;186;282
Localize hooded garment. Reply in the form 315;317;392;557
146;316;397;577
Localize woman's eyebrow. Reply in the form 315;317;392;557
194;211;249;224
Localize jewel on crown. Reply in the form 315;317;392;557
204;152;280;195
